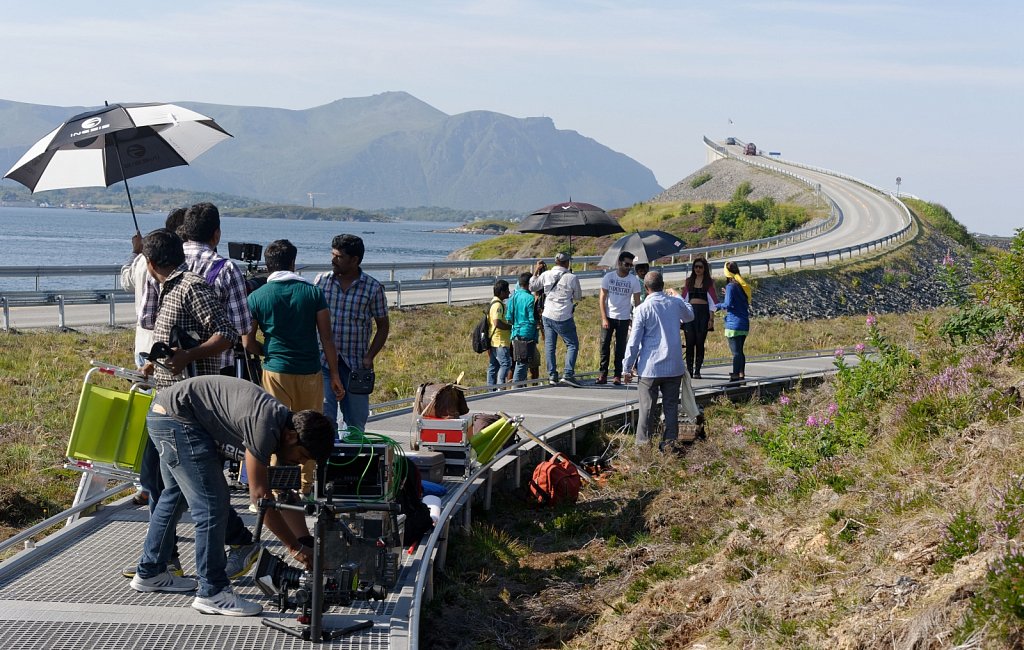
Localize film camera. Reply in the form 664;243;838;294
227;241;270;293
252;459;401;642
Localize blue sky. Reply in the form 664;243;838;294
1;0;1020;234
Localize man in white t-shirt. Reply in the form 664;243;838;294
597;251;642;385
529;252;583;386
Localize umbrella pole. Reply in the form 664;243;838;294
110;137;140;233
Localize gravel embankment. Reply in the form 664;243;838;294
650;158;818;207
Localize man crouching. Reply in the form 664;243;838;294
129;375;334;616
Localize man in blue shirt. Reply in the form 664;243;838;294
622;271;694;450
506;272;539;383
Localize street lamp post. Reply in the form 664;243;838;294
896;176;902;198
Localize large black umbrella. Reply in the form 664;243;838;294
598;230;687;267
517;201;624;254
4;102;232;231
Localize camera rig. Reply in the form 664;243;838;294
252;481;402;642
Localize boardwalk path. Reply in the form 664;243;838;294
0;354;841;649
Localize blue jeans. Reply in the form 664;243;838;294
140;438;251;547
323;356;370;433
487;346;512;386
511;339;537;383
543;316;579;380
138;414;230;598
727;334;747;376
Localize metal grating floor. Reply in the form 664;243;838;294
0;495;412;648
0;620;389;650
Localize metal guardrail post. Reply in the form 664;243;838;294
396;281;402;308
58;295;66;329
447;279;453;305
107;294;115;326
2;297;9;331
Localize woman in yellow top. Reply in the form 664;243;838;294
486;279;512;387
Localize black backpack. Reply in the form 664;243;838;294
471;309;491;354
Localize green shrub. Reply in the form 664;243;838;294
959;543;1024;642
690;173;712;189
934;508;981;574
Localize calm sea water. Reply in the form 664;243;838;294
0;206;490;290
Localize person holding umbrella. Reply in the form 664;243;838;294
597;251;641;385
529;252;583;387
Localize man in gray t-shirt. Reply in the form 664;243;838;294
131;376;335;617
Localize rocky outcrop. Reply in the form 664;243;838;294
748;226;962;320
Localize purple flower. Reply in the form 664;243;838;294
855;343;866;354
821;417;832;427
835;347;845;359
731;424;747;434
942;251;954;267
866;314;877;327
827;402;839;415
779;394;791;406
806;415;819;427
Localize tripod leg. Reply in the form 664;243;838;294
325;620;374;640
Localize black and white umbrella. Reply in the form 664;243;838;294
598;230;686;267
517;201;624;254
4;102;232;231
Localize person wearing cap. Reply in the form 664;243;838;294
529;252;583;387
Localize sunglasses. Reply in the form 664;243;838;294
693;265;705;269
620;261;633;267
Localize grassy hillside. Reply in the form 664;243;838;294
455;193;822;262
421;228;1024;648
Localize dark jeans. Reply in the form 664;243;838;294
727;334;747;376
683;303;710;375
140;434;253;549
139;414;231;597
599;318;630;377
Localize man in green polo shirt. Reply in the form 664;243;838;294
246;240;345;506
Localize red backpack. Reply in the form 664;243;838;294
528;454;582;507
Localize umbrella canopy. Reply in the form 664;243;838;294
4;102;232;230
598;230;687;267
517;201;624;237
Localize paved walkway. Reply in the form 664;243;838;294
0;354;841;649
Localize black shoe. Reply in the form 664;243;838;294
559;376;582;388
693;371;702;379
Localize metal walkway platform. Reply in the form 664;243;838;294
0;354;842;649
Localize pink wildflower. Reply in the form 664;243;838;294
866;314;877;327
827;402;839;415
731;424;747;434
779;394;791;406
835;347;845;359
821;417;832;427
855;343;866;354
806;415;819;427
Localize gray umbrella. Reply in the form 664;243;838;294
598;230;686;267
517;201;624;255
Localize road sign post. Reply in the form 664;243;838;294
896;177;902;198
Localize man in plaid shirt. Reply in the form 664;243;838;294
140;202;254;374
133;229;259;582
314;234;389;432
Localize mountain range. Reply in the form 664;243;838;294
0;92;663;212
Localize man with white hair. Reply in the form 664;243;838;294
622;271;695;450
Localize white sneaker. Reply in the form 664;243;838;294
192;587;263;616
130;571;197;593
